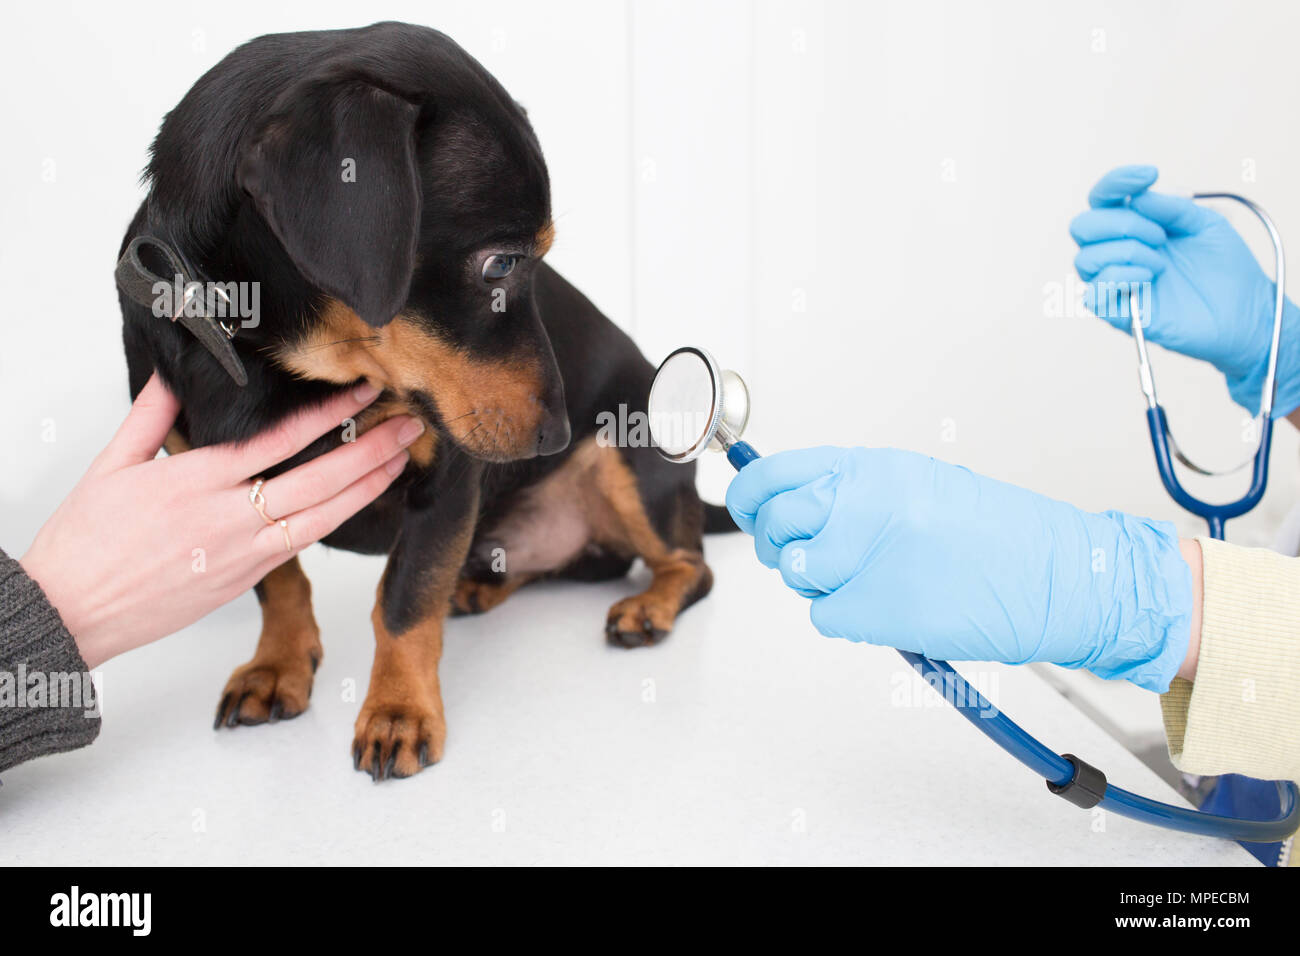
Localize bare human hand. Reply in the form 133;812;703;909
20;374;425;668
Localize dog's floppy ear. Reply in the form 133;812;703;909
237;77;422;327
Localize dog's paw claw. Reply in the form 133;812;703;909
605;597;673;648
215;656;317;730
352;706;444;782
214;694;231;731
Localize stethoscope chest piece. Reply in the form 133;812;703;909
648;346;753;464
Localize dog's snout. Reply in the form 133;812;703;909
534;359;569;456
537;406;571;456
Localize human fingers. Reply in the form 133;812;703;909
207;382;382;483
726;446;843;534
250;415;422;527
751;476;836;568
1128;190;1218;236
777;539;829;595
1087;164;1159;208
250;456;404;565
1074;239;1167;282
92;373;181;474
1084;264;1154;329
1068;207;1167;248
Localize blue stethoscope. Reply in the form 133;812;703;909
1126;193;1299;860
1130;193;1285;539
648;198;1300;847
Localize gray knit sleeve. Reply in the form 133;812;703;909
0;548;101;774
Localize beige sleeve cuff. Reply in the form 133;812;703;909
1160;536;1300;781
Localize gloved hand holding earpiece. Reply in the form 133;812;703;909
1070;164;1300;418
726;445;1197;693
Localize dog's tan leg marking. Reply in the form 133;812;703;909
215;557;323;727
587;446;712;646
352;606;445;779
605;550;712;646
352;517;476;780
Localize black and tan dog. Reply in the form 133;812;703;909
118;22;732;780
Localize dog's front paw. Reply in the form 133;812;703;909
215;648;321;729
352;696;445;781
449;575;515;616
605;594;675;648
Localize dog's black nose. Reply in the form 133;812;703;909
538;410;571;456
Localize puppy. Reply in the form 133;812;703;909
116;21;734;781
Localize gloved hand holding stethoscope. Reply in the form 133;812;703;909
646;165;1300;851
725;444;1196;692
1073;164;1300;418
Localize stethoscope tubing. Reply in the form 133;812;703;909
1132;192;1285;527
725;439;1300;844
1145;407;1274;540
901;652;1300;842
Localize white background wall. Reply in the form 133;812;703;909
4;0;1300;550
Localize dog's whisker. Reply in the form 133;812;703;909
302;335;382;354
447;420;487;487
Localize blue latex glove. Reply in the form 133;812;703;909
1070;164;1300;418
726;446;1194;693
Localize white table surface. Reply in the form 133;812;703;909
0;534;1254;866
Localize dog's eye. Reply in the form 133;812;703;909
482;254;521;281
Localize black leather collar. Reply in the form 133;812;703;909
115;235;249;386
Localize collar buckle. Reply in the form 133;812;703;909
116;236;248;386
